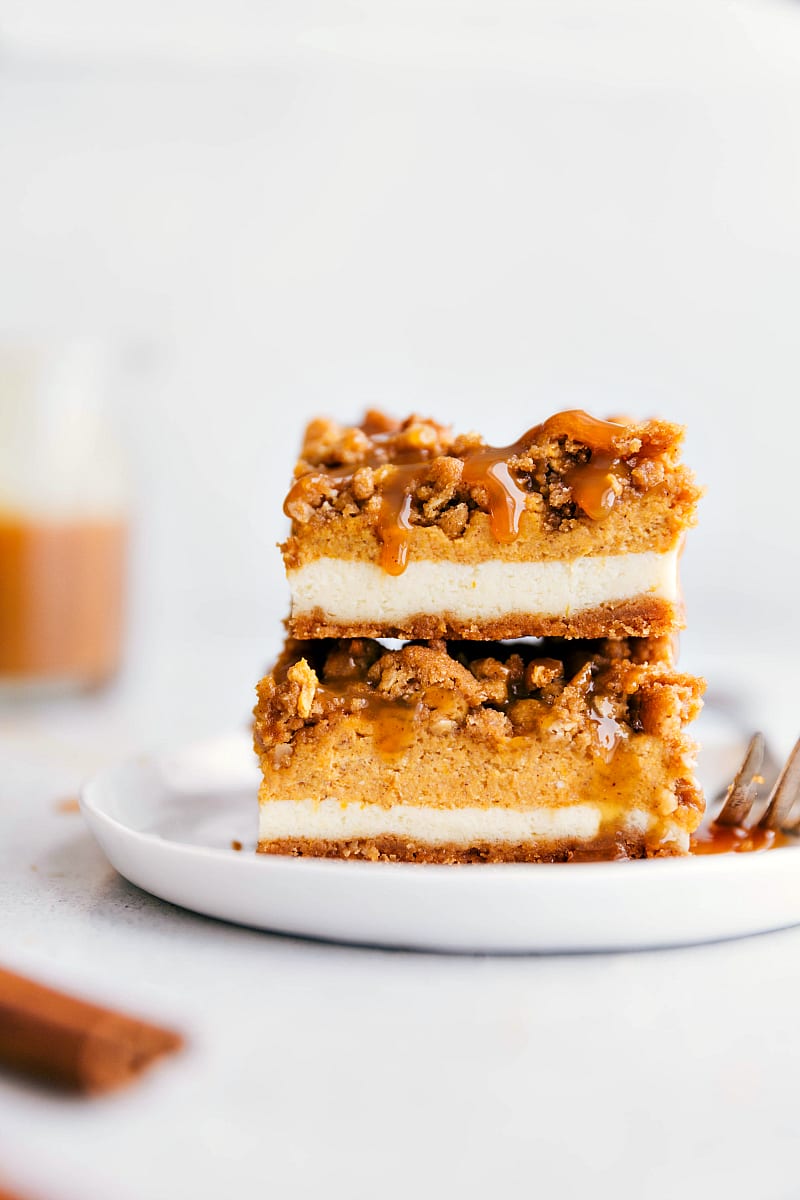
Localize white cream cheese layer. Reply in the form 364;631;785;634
287;549;679;625
258;798;688;851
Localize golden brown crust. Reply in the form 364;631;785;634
256;834;686;863
288;594;683;642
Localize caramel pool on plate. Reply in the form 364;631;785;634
690;822;788;855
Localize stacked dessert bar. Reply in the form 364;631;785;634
254;410;705;862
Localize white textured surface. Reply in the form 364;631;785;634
259;796;609;842
288;550;679;624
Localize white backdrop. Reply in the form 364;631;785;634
1;0;799;711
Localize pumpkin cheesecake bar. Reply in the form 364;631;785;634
253;636;705;863
282;409;701;642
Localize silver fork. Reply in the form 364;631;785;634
716;732;800;832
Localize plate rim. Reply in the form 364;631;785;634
78;733;800;952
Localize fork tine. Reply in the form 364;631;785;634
757;737;800;831
716;732;766;826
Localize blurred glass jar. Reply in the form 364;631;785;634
0;341;128;694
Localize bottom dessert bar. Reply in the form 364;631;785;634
253;637;705;863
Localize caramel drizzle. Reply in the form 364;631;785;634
318;672;625;764
377;464;421;575
315;681;421;758
314;653;642;769
588;695;628;763
461;410;630;543
565;452;629;522
460;452;528;543
285;409;632;574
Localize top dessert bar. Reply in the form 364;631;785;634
282;409;701;641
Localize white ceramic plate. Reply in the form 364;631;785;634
81;716;800;954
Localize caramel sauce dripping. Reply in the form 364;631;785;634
691;822;789;856
588;695;628;763
369;697;421;756
551;662;629;764
537;410;626;452
315;681;421;759
564;453;629;522
460;453;528;543
459;410;630;543
537;412;630;523
285;409;633;574
377;464;420;575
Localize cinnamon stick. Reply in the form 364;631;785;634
0;967;183;1093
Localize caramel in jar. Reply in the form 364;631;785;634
0;512;126;686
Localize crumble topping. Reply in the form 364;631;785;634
254;636;703;760
284;410;701;537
